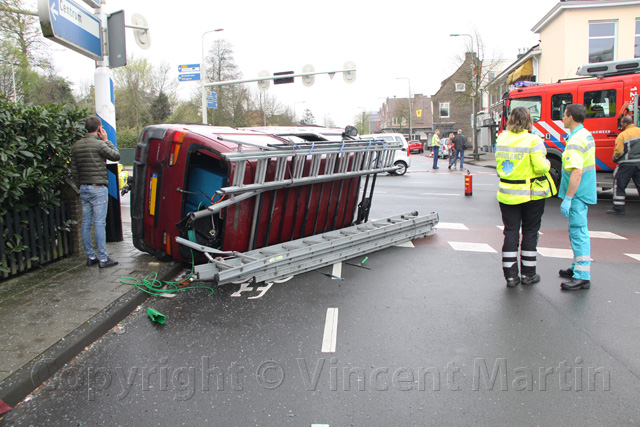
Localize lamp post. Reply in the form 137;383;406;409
450;33;481;155
201;28;224;125
396;77;412;140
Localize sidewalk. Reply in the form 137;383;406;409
0;207;182;408
461;149;496;169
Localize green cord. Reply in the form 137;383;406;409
120;249;215;296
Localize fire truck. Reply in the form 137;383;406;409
500;59;640;189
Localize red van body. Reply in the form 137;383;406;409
131;125;368;262
501;63;639;185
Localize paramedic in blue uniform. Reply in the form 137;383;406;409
558;104;597;290
495;107;555;288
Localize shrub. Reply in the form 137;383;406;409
0;101;89;217
115;127;140;149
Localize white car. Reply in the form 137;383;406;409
360;133;411;176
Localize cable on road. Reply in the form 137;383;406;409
119;250;215;296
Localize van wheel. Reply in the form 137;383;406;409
394;161;407;176
549;157;561;192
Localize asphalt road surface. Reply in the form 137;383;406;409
3;155;640;426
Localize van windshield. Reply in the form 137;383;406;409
508;96;542;123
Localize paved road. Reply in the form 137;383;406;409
3;155;640;426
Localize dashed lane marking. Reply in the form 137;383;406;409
422;192;461;196
331;262;342;280
448;241;497;253
537;247;575;259
321;308;338;353
624;253;640;262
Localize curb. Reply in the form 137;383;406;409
0;262;184;407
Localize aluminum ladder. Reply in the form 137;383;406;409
190;137;403;221
177;211;439;286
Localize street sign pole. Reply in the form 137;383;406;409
94;3;122;242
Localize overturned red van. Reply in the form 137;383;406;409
131;125;402;262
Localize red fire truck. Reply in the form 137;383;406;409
500;59;640;188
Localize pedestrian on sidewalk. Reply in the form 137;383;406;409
449;129;466;170
558;104;597;291
431;129;441;169
496;107;556;288
71;116;120;268
608;114;640;215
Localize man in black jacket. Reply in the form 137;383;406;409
448;129;467;170
71;116;120;268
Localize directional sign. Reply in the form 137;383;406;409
178;72;201;82
207;91;217;100
38;0;103;61
80;0;100;8
178;64;200;73
207;100;218;109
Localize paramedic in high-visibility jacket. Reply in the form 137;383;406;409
559;104;597;291
608;114;640;215
496;107;556;288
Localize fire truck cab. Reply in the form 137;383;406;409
501;59;640;189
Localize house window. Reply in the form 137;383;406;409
589;21;616;63
439;102;450;118
455;83;465;92
392;117;399;126
635;19;640;58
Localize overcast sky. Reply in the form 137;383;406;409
34;0;560;126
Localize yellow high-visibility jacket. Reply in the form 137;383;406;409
496;130;555;204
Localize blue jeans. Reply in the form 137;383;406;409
432;146;439;167
80;185;108;261
450;149;464;169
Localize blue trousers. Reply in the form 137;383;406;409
568;198;591;280
432;146;439;167
450;149;464;169
80;185;109;261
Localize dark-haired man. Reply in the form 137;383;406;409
71;116;120;268
558;104;597;290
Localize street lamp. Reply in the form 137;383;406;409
201;28;224;125
396;77;412;140
450;33;481;155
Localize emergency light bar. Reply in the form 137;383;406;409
577;59;640;78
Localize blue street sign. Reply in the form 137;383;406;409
38;0;102;61
207;100;218;109
207;91;217;100
178;64;200;73
178;72;201;82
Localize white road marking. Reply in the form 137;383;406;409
590;231;627;240
624;253;640;262
395;241;415;248
321;308;339;353
448;241;497;253
331;262;342;280
537;247;575;259
437;222;469;230
311;425;330;427
231;282;254;297
422;192;460;196
247;282;274;299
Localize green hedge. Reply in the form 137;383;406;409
0;101;89;217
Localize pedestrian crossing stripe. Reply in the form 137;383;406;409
624;253;640;262
590;231;626;240
536;247;574;259
448;241;497;253
437;222;469;230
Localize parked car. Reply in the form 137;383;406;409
408;140;423;154
438;137;451;159
360;133;411;176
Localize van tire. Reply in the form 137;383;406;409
549;157;561;192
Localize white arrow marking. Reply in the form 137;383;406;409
50;2;58;21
